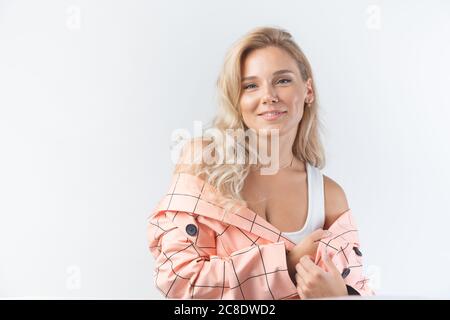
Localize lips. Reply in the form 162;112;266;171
258;110;287;121
258;110;288;116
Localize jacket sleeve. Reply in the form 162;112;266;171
147;209;298;300
314;211;375;296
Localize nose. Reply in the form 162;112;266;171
262;95;278;104
261;87;279;105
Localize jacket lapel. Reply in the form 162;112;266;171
153;173;296;249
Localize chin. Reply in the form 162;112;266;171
255;123;286;134
256;117;287;130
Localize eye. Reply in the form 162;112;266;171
277;78;292;85
243;83;257;90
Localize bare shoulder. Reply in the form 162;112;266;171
323;175;350;229
173;137;210;175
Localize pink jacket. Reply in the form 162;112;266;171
147;172;374;299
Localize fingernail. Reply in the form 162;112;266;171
323;230;333;237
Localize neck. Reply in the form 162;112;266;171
250;126;299;173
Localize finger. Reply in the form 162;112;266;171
309;228;324;240
295;261;308;279
295;274;307;299
299;255;317;272
320;229;333;239
295;271;304;286
310;228;333;243
297;285;306;300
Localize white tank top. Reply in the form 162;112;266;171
281;162;325;244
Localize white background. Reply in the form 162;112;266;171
1;0;449;299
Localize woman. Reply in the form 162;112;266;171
148;26;374;299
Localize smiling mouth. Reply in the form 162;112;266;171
258;110;288;121
258;111;288;116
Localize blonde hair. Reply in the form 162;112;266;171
175;26;325;214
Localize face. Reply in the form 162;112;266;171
239;46;314;135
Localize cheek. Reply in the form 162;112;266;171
238;96;251;127
239;94;257;113
239;95;259;125
283;91;305;119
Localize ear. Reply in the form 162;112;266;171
304;78;315;107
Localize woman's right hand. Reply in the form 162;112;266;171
286;228;332;284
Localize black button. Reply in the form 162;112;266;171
341;267;351;279
185;224;198;236
353;246;363;256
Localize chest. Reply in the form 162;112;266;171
241;171;309;233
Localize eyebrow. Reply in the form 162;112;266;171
242;69;295;82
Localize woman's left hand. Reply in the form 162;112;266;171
295;253;348;299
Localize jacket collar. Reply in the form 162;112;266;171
154;172;355;250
